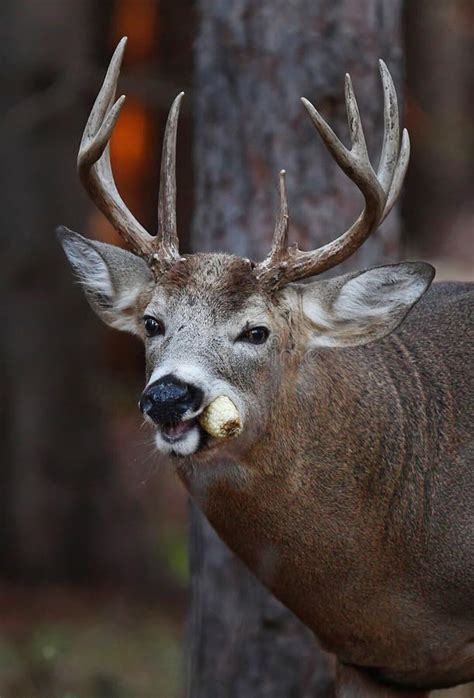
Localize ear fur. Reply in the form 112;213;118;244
285;262;435;347
57;226;153;334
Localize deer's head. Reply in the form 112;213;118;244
59;38;433;458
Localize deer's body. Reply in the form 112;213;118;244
59;39;474;696
182;280;474;692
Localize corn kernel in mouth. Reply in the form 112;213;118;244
199;396;242;439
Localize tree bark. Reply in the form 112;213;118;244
188;1;403;695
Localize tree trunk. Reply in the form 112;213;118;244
188;1;404;696
0;0;141;583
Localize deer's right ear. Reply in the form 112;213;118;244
57;226;153;334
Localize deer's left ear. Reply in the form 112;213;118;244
58;226;154;334
284;262;435;347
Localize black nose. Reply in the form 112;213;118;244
139;374;204;424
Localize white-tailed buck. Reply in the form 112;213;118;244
59;38;474;697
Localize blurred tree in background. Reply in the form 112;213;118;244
0;0;193;593
0;1;189;694
0;0;129;583
188;1;403;695
404;0;473;266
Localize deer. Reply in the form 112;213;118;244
59;38;474;697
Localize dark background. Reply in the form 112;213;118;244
0;1;472;696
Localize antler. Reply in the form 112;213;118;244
255;61;410;289
77;37;183;265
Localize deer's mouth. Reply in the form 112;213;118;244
154;416;209;457
161;418;199;444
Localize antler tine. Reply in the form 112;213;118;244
79;38;124;157
78;38;155;258
381;127;410;223
302;75;385;220
344;73;370;162
156;92;184;262
271;170;290;256
255;62;409;290
256;170;290;278
377;60;400;192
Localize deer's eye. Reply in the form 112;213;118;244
237;326;269;345
144;316;164;337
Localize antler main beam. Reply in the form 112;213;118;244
77;37;183;265
256;61;410;289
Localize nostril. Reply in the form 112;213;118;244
139;393;154;415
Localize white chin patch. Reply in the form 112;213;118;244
154;425;201;457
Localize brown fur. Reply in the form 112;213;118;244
176;285;474;688
180;282;474;694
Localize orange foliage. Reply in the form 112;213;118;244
111;99;151;180
111;0;158;61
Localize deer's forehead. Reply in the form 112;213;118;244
147;253;273;321
163;253;257;292
147;286;271;325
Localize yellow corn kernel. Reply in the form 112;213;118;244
199;396;242;439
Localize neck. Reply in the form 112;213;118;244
178;332;459;659
186;335;444;552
